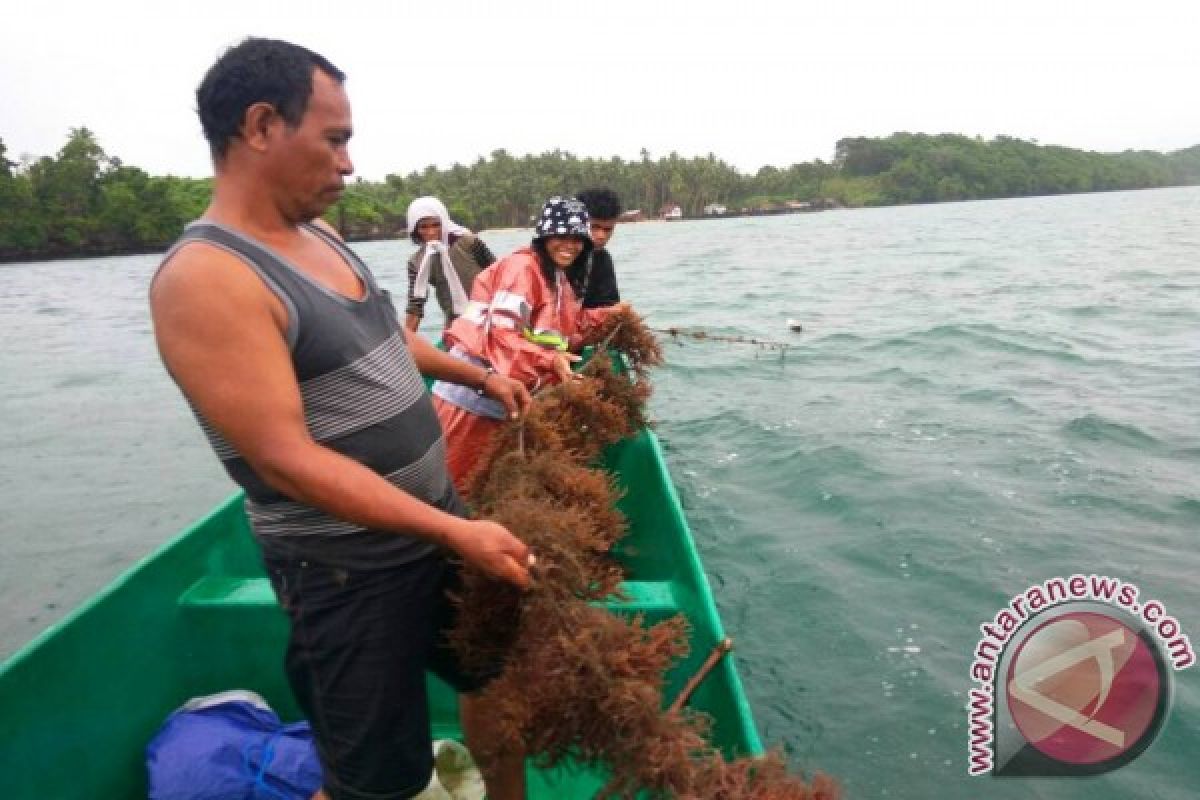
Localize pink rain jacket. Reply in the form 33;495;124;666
443;247;612;387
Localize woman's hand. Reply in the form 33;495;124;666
552;352;582;384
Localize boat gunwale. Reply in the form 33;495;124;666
639;428;764;755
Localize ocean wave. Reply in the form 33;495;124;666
1171;496;1200;522
1051;492;1174;523
956;388;1036;413
846;366;934;388
53;371;121;390
1113;269;1167;281
661;407;757;436
1060;304;1117;318
1063;413;1161;449
770;443;880;479
812;332;868;346
865;323;1092;365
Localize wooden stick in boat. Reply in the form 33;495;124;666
668;637;734;712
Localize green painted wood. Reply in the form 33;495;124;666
0;429;762;798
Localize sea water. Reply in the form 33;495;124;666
2;187;1197;798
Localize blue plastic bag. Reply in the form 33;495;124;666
146;690;322;800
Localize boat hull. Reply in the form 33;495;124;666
0;429;762;798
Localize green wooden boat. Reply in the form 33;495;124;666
0;429;762;798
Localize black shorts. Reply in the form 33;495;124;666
264;551;498;800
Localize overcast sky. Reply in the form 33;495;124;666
2;0;1197;180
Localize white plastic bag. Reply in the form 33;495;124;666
414;739;486;800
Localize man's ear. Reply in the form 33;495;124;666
240;102;278;153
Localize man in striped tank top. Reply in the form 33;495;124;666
150;38;532;800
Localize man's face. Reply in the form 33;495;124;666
589;218;617;250
269;69;354;222
416;217;443;243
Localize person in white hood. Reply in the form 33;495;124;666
405;196;496;332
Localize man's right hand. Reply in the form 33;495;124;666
483;373;531;420
446;519;534;590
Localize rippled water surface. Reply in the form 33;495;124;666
2;187;1198;798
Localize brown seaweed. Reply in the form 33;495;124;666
450;309;838;799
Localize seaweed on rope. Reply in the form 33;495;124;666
449;307;838;799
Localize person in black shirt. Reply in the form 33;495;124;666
567;188;622;308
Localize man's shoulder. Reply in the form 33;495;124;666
156;236;238;282
592;248;615;269
447;235;476;259
157;219;250;274
310;217;343;240
451;234;496;265
152;232;267;308
151;234;289;351
582;249;615;283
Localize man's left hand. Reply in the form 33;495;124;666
484;374;531;420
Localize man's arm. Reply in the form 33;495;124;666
150;244;531;588
404;329;530;419
586;249;621;307
462;235;497;269
404;248;426;332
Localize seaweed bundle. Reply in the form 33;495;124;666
451;308;838;799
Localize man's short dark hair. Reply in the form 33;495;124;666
196;37;346;160
577;188;622;220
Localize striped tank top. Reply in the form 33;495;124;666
163;221;459;568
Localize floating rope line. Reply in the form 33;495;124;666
651;327;794;360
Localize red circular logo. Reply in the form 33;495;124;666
1006;611;1164;765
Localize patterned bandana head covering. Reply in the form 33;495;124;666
533;196;593;250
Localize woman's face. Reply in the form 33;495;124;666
543;235;585;268
416;217;442;243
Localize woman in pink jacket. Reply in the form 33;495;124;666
432;196;621;494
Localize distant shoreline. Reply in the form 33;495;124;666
7;129;1197;264
4;184;1198;266
0;223;639;264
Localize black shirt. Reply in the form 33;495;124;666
565;248;620;309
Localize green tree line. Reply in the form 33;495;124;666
0;129;211;262
4;128;1200;261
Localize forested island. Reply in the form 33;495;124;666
3;128;1199;262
